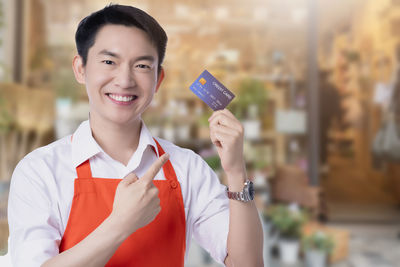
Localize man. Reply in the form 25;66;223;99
8;4;263;266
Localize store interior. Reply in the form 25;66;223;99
1;0;400;266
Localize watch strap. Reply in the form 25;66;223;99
226;180;254;202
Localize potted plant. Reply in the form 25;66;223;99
197;109;212;140
232;78;268;140
266;203;307;264
302;231;334;267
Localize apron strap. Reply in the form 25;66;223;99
76;160;93;178
72;134;94;179
153;138;179;184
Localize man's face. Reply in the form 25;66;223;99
73;24;161;127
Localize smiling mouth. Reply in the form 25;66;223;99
106;93;138;103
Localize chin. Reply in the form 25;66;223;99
110;115;141;126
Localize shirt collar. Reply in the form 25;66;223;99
126;122;159;170
71;120;159;168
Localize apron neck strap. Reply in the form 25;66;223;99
72;133;93;178
153;138;178;182
76;160;92;178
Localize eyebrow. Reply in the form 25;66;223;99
135;55;156;62
98;49;121;59
98;49;156;62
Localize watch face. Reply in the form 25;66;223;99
248;181;255;199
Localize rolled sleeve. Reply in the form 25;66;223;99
8;158;61;267
189;153;229;264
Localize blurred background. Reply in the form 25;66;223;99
1;0;400;266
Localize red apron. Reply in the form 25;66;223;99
59;139;186;266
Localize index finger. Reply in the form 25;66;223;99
208;108;236;123
209;112;237;129
141;153;170;183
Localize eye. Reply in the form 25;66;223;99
136;64;150;69
102;60;114;65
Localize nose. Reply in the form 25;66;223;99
114;65;136;89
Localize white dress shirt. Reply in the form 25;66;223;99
8;120;229;267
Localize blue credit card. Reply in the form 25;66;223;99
189;70;235;111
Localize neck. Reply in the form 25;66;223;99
89;115;142;166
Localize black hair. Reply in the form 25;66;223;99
75;4;167;71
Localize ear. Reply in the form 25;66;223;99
72;55;86;85
155;67;165;92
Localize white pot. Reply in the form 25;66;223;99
55;98;74;139
148;126;161;137
278;239;299;264
176;125;190;140
242;119;261;140
262;221;279;267
163;126;175;142
305;250;327;267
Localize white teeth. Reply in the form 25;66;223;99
108;94;135;102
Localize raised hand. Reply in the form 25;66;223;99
110;153;169;236
208;109;246;178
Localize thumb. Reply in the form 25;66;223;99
141;153;170;183
122;172;139;186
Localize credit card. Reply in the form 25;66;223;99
189;70;235;111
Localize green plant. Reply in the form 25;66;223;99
232;78;268;120
198;109;213;126
302;231;334;254
0;1;4;78
54;68;80;100
253;159;269;170
0;94;13;133
266;204;307;240
204;155;221;171
345;50;360;62
0;0;3;40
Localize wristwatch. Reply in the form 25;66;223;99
226;180;255;202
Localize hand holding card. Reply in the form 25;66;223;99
190;70;246;184
189;70;235;110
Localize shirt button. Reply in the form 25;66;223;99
170;180;177;189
